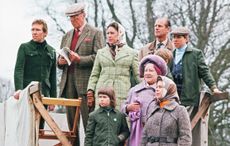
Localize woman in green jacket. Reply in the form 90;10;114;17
87;22;140;110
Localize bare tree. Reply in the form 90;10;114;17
35;0;230;144
158;0;230;145
106;0;138;47
145;0;155;42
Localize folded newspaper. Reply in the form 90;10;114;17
56;47;71;66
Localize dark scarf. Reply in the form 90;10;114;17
107;43;125;60
32;40;47;50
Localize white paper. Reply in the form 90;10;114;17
56;47;72;66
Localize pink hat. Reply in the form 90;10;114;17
139;55;167;77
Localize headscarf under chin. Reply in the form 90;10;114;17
155;76;179;104
107;22;127;59
117;22;126;45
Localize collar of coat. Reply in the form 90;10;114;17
134;80;156;93
148;39;174;51
147;99;178;118
173;45;193;56
30;40;52;52
100;44;132;62
98;106;117;113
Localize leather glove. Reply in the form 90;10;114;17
87;90;95;108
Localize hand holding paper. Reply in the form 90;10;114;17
69;51;81;63
56;47;72;65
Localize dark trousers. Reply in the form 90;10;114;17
63;73;89;146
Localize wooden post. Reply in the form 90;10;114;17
32;91;72;146
191;92;229;130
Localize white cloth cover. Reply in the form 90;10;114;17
0;82;38;146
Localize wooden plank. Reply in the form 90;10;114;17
71;98;81;134
42;97;81;107
32;92;72;146
191;94;211;129
39;134;76;140
191;92;229;130
211;92;229;102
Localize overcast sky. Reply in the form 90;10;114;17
0;0;66;80
0;0;31;79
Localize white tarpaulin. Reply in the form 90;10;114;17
0;83;38;146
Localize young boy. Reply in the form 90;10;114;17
84;87;130;146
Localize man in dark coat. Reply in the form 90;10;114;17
14;19;57;128
170;26;221;146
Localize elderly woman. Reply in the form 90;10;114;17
121;54;167;146
87;22;140;111
141;76;192;146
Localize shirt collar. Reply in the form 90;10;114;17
176;44;187;52
75;20;86;34
156;38;168;47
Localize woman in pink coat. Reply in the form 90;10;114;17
121;55;167;146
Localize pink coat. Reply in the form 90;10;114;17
121;81;156;146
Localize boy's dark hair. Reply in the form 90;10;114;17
98;87;116;108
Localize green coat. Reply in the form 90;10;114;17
84;107;130;146
170;46;217;106
14;40;57;97
87;45;140;109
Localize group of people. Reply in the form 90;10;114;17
13;2;222;146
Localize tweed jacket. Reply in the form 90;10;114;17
141;101;192;146
14;40;57;97
138;39;174;61
87;45;140;109
170;46;217;106
58;24;104;96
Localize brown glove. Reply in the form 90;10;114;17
87;90;95;112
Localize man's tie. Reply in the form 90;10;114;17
157;42;164;49
69;29;80;73
70;29;80;51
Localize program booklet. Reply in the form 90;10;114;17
56;47;72;66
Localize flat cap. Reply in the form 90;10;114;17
171;27;189;35
65;3;85;16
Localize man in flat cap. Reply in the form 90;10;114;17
170;26;221;146
57;2;104;146
138;17;174;61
